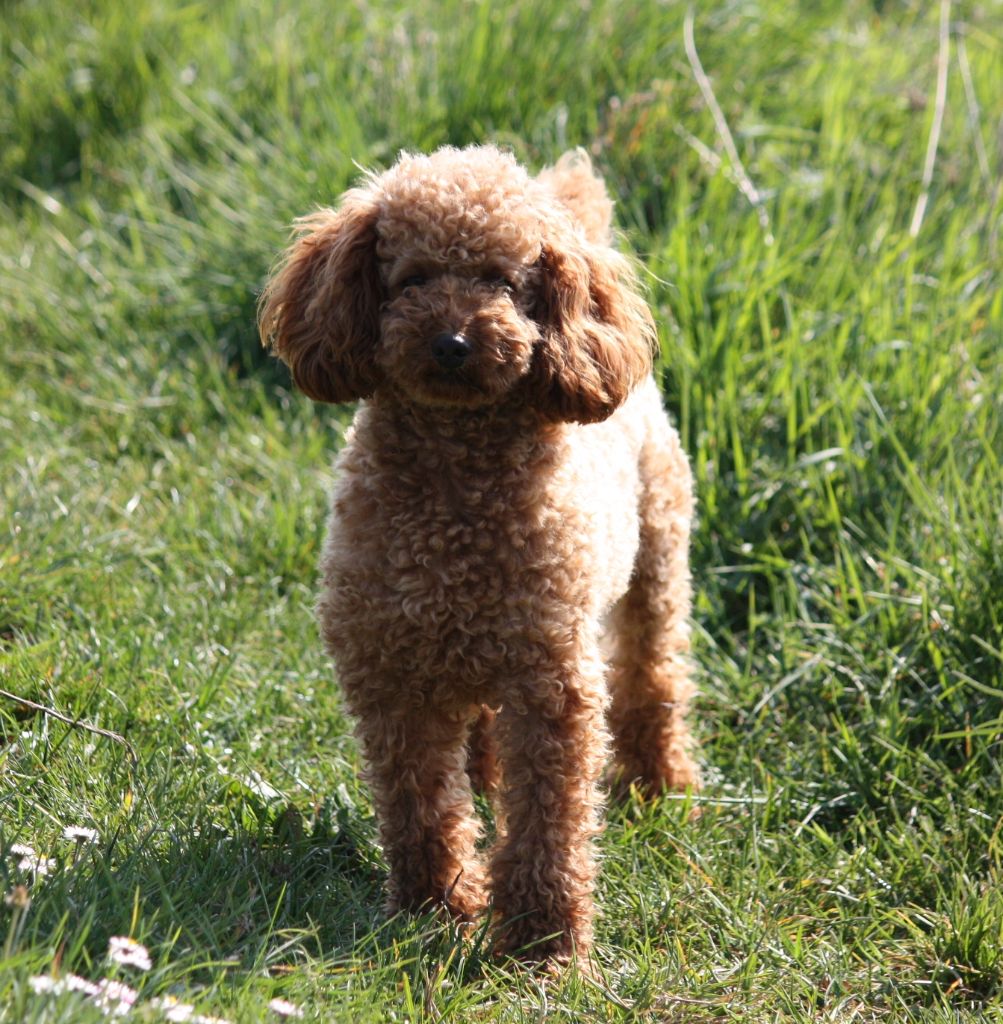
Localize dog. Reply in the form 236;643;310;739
259;145;699;964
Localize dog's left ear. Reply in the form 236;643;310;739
530;231;656;424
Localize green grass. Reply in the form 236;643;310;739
1;0;1001;1019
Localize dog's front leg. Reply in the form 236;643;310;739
490;647;609;964
354;704;487;920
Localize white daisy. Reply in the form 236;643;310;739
65;974;101;996
16;852;56;876
63;826;99;843
107;936;153;971
149;995;195;1021
93;978;139;1017
268;997;304;1018
28;975;64;994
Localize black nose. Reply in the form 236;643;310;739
431;332;471;370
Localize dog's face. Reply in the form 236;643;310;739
374;158;545;410
259;146;654;423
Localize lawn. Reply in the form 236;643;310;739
1;0;1001;1020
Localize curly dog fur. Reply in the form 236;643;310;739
260;145;699;964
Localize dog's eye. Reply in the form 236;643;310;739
484;275;516;292
399;274;427;290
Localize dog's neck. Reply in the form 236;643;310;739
359;391;563;473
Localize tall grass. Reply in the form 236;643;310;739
2;0;1001;1019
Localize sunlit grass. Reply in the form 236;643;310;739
2;0;1001;1020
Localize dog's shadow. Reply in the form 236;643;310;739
37;794;439;975
38;781;675;986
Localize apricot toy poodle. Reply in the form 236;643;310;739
259;145;699;965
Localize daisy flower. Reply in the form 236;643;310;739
28;976;63;994
107;936;153;971
93;978;139;1017
63;825;100;844
268;997;304;1018
149;995;195;1021
12;844;56;876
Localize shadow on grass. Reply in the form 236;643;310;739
21;797;395;978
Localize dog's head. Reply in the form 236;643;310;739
259;146;655;423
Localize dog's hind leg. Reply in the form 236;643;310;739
607;422;700;796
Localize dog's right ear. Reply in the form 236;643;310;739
258;189;383;404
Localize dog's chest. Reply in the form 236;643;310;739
347;454;565;601
322;438;588;690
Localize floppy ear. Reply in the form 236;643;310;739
529;231;656;424
258;189;383;404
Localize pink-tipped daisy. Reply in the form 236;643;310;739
93;978;139;1017
268;997;304;1018
107;936;153;971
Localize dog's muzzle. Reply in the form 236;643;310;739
431;332;471;371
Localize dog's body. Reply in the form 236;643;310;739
261;146;698;963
